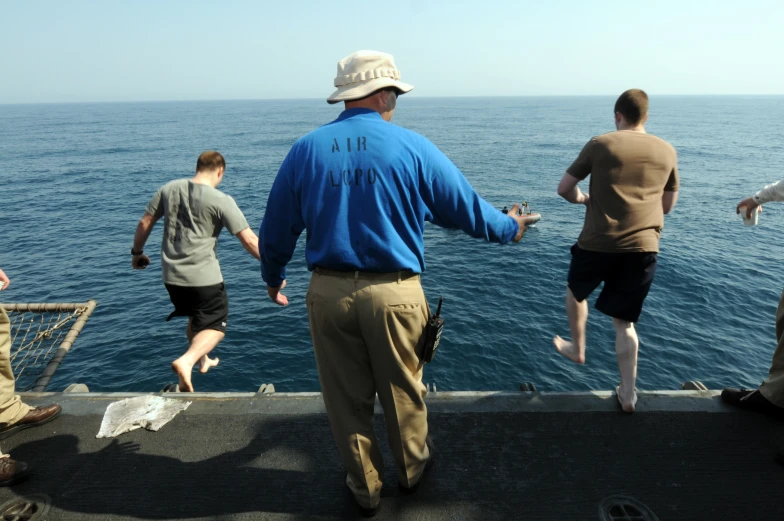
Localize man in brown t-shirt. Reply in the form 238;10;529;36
553;89;679;413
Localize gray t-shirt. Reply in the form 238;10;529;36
146;179;250;287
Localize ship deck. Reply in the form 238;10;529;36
1;390;782;520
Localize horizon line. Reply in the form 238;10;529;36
2;93;783;106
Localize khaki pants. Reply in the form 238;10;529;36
0;307;30;426
759;289;784;408
306;270;432;509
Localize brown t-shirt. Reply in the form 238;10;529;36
567;131;679;253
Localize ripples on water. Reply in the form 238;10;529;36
1;97;783;393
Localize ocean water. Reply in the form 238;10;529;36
1;96;783;393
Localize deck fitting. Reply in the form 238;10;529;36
258;383;276;394
0;493;51;521
599;495;659;521
680;381;708;391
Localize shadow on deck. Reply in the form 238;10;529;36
0;391;781;520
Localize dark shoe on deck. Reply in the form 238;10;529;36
345;480;380;518
721;388;784;420
0;404;62;440
0;458;30;487
353;500;380;518
399;436;435;495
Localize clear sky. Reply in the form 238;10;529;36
1;0;782;103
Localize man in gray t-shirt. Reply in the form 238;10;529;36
131;151;260;392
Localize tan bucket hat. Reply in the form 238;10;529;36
327;50;414;104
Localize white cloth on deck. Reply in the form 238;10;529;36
96;396;191;438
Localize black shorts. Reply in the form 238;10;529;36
567;244;657;323
164;282;228;334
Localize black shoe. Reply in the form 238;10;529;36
399;436;435;495
721;388;784;420
345;479;380;518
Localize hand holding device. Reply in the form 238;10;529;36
422;297;444;363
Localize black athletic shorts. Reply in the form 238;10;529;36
164;282;228;334
567;244;657;323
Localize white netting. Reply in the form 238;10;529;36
4;302;95;391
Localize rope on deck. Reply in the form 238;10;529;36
2;301;97;392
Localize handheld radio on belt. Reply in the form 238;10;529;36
422;297;444;363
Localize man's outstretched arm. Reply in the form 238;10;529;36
420;142;527;243
737;180;784;218
132;212;159;269
236;228;261;261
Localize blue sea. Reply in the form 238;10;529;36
1;96;783;393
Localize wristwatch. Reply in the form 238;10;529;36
131;248;144;256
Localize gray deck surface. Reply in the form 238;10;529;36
0;391;782;521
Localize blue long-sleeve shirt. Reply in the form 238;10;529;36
259;108;518;287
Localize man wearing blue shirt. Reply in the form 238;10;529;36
259;50;534;517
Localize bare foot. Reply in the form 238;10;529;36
171;359;194;392
198;355;219;374
616;385;637;413
553;336;585;364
